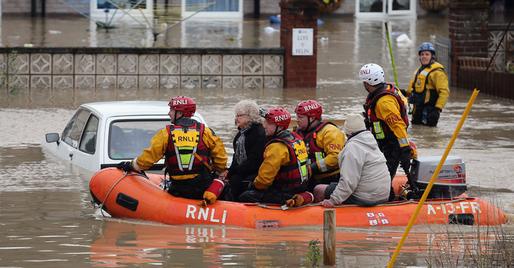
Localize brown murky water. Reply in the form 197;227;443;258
1;15;514;267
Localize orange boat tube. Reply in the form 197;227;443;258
89;168;507;228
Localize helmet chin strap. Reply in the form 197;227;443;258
273;126;282;136
305;117;313;131
306;118;321;132
172;112;183;124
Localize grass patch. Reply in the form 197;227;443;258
305;239;321;267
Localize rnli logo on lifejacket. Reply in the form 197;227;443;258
178;136;195;142
185;204;228;224
303;103;320;112
293;142;308;161
275;114;289;122
173;99;188;105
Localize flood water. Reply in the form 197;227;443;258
1;15;514;267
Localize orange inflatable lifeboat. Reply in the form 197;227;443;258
89;168;507;228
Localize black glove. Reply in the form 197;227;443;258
426;107;441;127
399;146;412;174
117;161;134;172
247;181;256;190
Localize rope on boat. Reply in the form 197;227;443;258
244;197;470;211
99;171;129;217
97;170;160;217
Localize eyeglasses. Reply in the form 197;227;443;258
236;114;248;117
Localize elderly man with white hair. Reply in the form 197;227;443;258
314;113;391;207
226;100;266;201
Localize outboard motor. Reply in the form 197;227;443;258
410;155;467;199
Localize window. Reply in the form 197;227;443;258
109;120;169;160
360;0;384;13
79;115;99;154
182;0;243;18
356;0;416;18
62;109;91;149
97;0;146;9
185;0;239;12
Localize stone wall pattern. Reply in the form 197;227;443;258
30;54;52;74
97;54;117;75
243;55;263;75
223;55;243;75
31;75;52;90
53;54;74;74
202;55;222;75
9;54;30;74
118;54;138;75
160;55;180;75
1;51;283;90
181;55;201;75
75;54;95;74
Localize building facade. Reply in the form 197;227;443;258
1;0;422;18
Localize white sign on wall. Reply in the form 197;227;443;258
292;28;313;56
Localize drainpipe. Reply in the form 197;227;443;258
31;0;37;17
42;0;46;17
254;0;260;18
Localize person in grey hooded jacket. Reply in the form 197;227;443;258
314;113;390;207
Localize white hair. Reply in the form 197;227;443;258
234;100;262;124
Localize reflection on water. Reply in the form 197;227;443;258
89;220;514;267
1;15;514;267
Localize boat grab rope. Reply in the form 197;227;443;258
97;171;158;217
98;171;129;217
244;197;470;211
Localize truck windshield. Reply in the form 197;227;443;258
109;120;169;160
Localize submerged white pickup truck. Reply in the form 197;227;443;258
44;101;206;172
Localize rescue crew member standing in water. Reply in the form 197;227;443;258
406;42;450;127
117;96;228;204
359;63;417;199
294;100;345;190
239;107;314;207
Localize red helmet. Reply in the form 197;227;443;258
264;107;291;129
295;100;322;120
169;96;196;117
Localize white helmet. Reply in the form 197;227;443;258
359;63;385;86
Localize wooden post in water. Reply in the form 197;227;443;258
323;209;336;266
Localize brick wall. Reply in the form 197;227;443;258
280;0;319;88
448;0;489;84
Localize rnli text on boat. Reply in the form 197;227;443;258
186;204;228;224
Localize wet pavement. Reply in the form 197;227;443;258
1;14;514;267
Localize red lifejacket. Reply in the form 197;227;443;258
297;122;340;179
165;119;211;179
266;130;310;193
363;83;409;142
